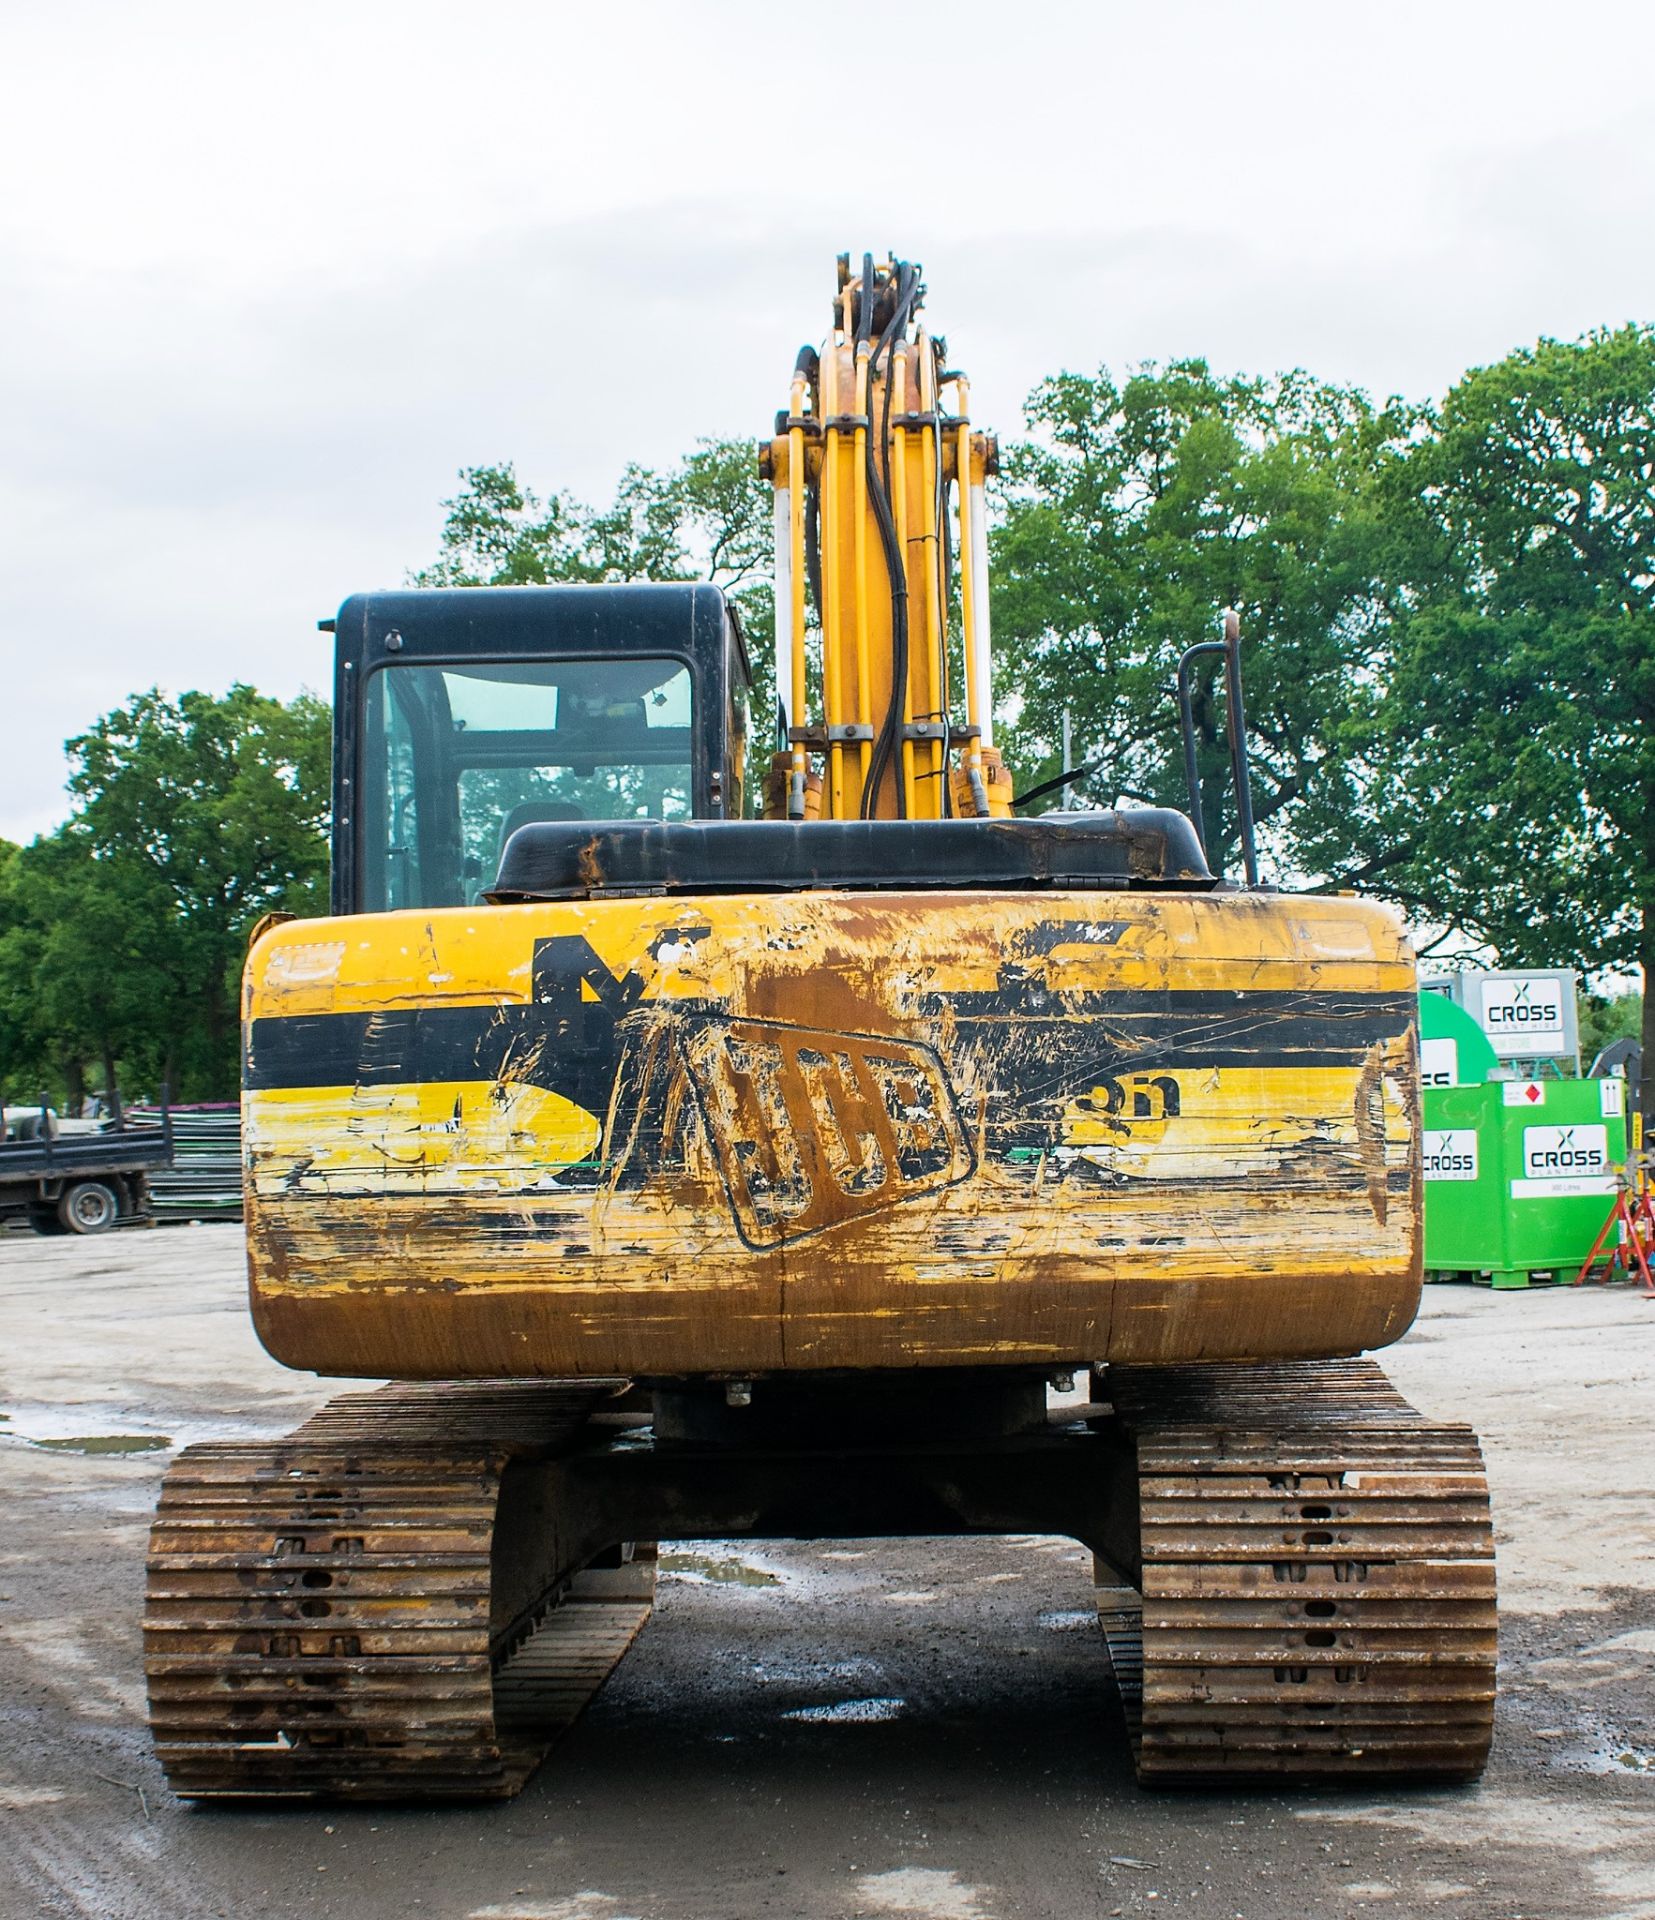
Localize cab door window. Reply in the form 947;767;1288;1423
361;657;694;911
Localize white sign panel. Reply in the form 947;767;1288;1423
1462;971;1577;1061
1510;1123;1614;1200
1422;1129;1478;1181
1420;1038;1458;1088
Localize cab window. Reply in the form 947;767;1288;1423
361;657;693;910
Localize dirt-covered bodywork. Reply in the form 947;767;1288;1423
243;888;1420;1378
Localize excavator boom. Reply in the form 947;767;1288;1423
761;254;1008;821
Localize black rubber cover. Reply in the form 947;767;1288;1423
487;811;1213;902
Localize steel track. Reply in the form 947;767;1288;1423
1094;1359;1497;1784
144;1383;653;1800
146;1360;1496;1798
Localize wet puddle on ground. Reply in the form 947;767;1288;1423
1038;1606;1099;1632
0;1399;287;1452
782;1696;907;1723
0;1404;174;1453
660;1548;782;1588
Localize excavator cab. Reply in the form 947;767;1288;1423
327;583;752;914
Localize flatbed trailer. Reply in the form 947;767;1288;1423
0;1103;174;1234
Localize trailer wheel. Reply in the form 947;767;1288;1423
58;1180;119;1234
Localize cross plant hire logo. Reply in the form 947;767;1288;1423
1522;1125;1607;1179
1422;1129;1478;1181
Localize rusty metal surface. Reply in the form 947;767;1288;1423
1096;1359;1497;1784
242;890;1425;1379
143;1383;653;1801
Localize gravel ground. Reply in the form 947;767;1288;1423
1;1224;1651;1920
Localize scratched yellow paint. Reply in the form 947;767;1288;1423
1059;1059;1412;1181
242;887;1424;1378
243;892;1413;1016
249;1083;601;1194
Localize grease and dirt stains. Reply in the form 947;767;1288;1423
852;1866;991;1918
466;1900;641;1920
781;1696;906;1723
241;892;1422;1381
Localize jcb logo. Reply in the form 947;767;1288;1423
530;936;975;1245
681;1018;974;1248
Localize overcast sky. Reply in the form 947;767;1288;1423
4;0;1653;842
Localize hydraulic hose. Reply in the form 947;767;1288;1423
861;261;920;817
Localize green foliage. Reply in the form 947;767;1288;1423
1579;991;1642;1068
415;441;776;730
1375;326;1655;959
412;461;679;587
989;335;1653;1107
1372;326;1655;1106
0;837;37;1097
990;360;1417;877
0;828;161;1106
0;687;330;1104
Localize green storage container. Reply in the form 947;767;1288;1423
1422;1075;1628;1287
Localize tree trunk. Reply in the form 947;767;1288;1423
101;1041;124;1127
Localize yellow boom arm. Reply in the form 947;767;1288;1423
759;254;1011;821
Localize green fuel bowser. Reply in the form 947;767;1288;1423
1422;996;1629;1286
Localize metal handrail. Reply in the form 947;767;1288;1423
1175;608;1260;887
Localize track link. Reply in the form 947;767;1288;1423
145;1383;654;1800
1095;1359;1496;1785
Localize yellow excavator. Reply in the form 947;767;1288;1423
144;255;1496;1799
